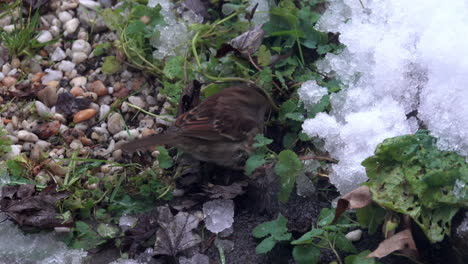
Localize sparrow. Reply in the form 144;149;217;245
120;84;271;169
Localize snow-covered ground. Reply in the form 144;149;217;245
301;0;468;194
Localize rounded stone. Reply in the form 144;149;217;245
73;108;97;123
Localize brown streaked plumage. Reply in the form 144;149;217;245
120;84;270;169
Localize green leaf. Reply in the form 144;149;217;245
92;42;111;56
282;132;298;149
253;214;292;254
163;56;185;80
244;154;266;175
156;146;173;169
363;130;468;242
285;112;305;121
71;221;106;250
97;223;119;239
102;9;122;31
6;159;26;178
345;250;382;264
102;56;120;75
255;236;276;254
293;244;320;264
356;204;386;235
275;150;303;203
333;232;357;253
253;134;273;148
291;228;324;245
317;208;335;227
257;45;271;67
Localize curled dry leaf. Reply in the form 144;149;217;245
202;181;248;199
121;210;159;258
333;186;372;223
0;184;72;228
154;206;201;256
367;229;418;260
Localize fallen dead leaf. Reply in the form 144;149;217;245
367;229;418;260
333;186;372;223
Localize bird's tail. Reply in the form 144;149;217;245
119;133;178;153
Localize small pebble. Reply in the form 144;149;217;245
35;101;52;117
73;108;97;123
79;0;101;10
89;80;107;96
32;72;46;83
37;30;53;43
345;229;363;242
58;11;73;23
2;76;16;87
64;18;80;34
41;69;63;84
72;51;88;64
17;130;39;142
51;47;67;61
128;96;146;109
72;39;92;54
70;86;84;96
70;76;87;87
107;112;125;135
36;85;58;107
99;104;110;120
57;60;76;72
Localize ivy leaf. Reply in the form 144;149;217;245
282;132;297;149
253;214;292;254
345;250;382;264
333;232;357;253
253;134;273;148
317;208;335;227
291;228;324;245
244;154;266;175
156;146;173;169
293;244;320;264
274;150;303;203
356;204;386;235
256;236;276;254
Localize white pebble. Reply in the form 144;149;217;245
345;230;363;242
35;101;51;117
36;30;53;43
70;139;83;150
41;69;63;84
58;11;73;23
79;0;101;10
51;47;67;61
70;76;87;87
3;24;14;33
72;39;91;54
64;18;80;34
113;129;139;140
49;25;61;37
72;51;88;64
58;60;76;72
0;72;4;81
99;104;110;120
17;130;39;142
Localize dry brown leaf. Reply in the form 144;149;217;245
333;186;372;223
367;229;418;259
